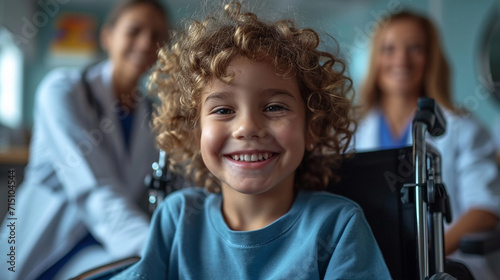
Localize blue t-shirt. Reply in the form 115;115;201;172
112;187;391;280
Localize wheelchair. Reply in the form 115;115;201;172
329;98;500;279
72;98;500;280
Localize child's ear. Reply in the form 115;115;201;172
305;133;315;151
306;142;315;151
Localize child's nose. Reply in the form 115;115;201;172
231;113;267;140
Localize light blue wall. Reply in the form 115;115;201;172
436;0;500;131
1;0;198;128
318;0;500;132
2;0;110;128
3;0;500;133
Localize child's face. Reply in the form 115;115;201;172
199;55;307;196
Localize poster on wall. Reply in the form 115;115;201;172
48;12;99;68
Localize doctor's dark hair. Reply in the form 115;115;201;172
104;0;170;29
151;1;355;193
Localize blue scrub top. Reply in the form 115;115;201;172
117;106;134;151
378;112;411;149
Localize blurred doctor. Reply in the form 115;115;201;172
353;10;500;280
0;0;169;279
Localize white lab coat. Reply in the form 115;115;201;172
0;61;158;280
354;107;500;279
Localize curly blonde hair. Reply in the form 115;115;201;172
151;1;354;193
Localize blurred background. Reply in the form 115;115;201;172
0;0;499;174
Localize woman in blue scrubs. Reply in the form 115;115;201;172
354;10;500;279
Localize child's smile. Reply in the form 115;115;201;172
200;55;308;196
228;152;277;163
225;150;279;170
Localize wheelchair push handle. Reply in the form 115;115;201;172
145;150;168;213
413;97;449;279
413;97;447;137
145;150;186;214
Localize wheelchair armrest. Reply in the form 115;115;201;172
459;229;500;255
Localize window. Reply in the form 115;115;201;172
0;28;23;129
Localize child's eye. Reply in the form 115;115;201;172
265;105;287;112
214;108;234;115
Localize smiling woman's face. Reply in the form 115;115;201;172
377;18;427;98
103;3;168;81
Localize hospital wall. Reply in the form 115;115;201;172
1;0;499;133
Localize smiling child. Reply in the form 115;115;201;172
113;1;391;279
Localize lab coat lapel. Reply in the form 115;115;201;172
94;62;128;170
129;98;153;159
356;109;381;150
94;63;156;196
128;98;157;193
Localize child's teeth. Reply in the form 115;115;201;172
232;153;273;162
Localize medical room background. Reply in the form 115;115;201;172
0;0;500;218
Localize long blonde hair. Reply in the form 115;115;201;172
359;11;453;116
